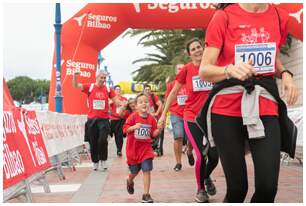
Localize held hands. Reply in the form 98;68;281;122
281;73;298;106
157;115;166;129
228;59;257;81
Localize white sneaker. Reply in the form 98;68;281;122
101;160;108;170
93;162;99;171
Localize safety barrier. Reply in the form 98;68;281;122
3;110;87;202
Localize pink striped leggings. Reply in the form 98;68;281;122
184;120;219;191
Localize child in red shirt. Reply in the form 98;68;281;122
123;93;162;203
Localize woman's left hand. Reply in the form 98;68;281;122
281;73;298;105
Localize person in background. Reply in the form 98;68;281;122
143;84;164;156
72;69;123;171
165;64;194;171
122;98;136;120
159;38;219;203
124;93;163;203
110;85;128;157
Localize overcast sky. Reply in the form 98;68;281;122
3;3;155;84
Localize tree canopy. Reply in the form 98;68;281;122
7;76;50;104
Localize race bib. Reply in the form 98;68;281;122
134;124;151;140
149;106;155;113
177;95;187;105
116;100;127;114
192;76;213;92
116;106;123;114
93;100;105;110
235;42;276;74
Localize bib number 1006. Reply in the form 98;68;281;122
235;43;276;74
240;52;272;67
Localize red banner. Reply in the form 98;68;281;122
3;109;27;189
3;80;50;189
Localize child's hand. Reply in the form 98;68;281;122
133;123;141;130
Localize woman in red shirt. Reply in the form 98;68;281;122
159;38;219;203
110;85;128;157
199;3;298;202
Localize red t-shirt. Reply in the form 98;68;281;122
165;81;188;118
205;4;288;117
122;110;133;120
123;112;157;165
148;94;160;116
110;95;128;120
176;62;212;122
82;84;116;119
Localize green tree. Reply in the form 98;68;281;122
7;76;50;104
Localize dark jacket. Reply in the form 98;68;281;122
196;76;297;158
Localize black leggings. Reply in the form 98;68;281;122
110;119;125;153
184;121;219;191
211;114;281;203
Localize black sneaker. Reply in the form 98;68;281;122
117;151;122;157
173;163;182;171
204;177;216;196
187;153;195;166
126;178;134;194
195;189;209;203
141;194;154;203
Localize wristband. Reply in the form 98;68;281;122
224;65;231;80
280;69;293;79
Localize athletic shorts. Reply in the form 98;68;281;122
128;158;153;174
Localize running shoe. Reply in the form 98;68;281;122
195;189;209;203
173;163;182;171
204;177;216;196
93;162;99;171
126;178;134;194
182;145;187;154
187;153;195;166
117;151;122;157
141;194;154;203
100;160;108;170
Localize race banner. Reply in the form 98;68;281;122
3;109;26;189
35;111;87;157
15;109;50;171
3;80;50;189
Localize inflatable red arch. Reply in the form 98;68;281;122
48;3;303;115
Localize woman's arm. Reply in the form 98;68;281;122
199;47;256;83
275;56;298;105
158;81;182;126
